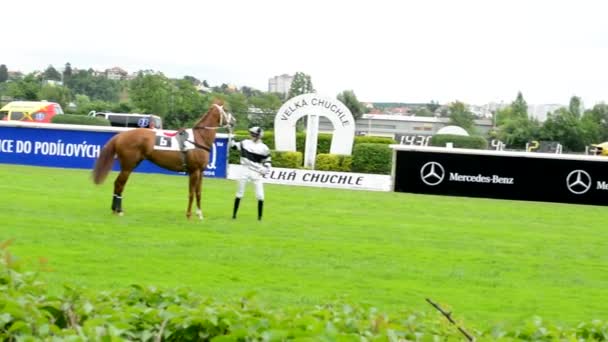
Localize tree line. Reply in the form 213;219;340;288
491;93;608;152
1;63;607;151
0;64;367;131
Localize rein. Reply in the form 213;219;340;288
186;139;211;152
187;105;233;153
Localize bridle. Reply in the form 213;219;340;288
188;104;235;153
193;104;234;131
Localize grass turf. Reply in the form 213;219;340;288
1;164;607;330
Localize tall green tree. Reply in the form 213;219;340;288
240;86;263;98
129;72;172;117
569;95;582;118
511;91;528;119
248;93;282;129
537;96;597;151
496;92;529;126
287;72;314;99
447;101;475;132
0;64;8;83
5;73;41;100
182;75;200;86
426;100;441;113
65;69;120;102
42;65;62;81
337;90;366;120
63;63;72;83
163;79;207;128
38;84;71;108
583;103;608;142
540;108;589;152
225;92;249;129
497;117;541;148
413;106;434;117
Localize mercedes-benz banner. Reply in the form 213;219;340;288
392;145;608;206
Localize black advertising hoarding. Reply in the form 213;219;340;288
392;146;608;206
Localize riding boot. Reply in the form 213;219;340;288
232;197;241;219
257;200;264;221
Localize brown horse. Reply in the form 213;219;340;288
92;100;235;219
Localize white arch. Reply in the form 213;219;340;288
274;94;355;155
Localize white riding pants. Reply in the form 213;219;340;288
235;167;265;201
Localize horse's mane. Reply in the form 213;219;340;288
194;99;224;127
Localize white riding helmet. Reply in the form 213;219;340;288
249;126;263;138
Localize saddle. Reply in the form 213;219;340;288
154;129;193;152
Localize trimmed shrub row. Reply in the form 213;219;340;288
231;131;488;174
429;134;488;149
315;154;352;172
51;114;111;126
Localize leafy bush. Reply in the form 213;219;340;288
351;143;392;174
228;133;302;168
2;243;607;341
271;151;303;168
51;114;111;126
429;134;488;149
355;135;395;145
315;154;352;172
232;130;275;149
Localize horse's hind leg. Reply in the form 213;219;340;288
112;169;133;216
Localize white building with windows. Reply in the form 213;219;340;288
268;74;294;96
318;114;493;138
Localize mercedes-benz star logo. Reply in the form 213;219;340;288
420;161;445;186
566;170;592;195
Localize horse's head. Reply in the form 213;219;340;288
195;101;236;130
213;103;236;129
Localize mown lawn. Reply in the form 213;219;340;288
1;164;607;330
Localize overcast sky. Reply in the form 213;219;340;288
4;0;608;106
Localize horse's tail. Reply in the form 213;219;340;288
92;135;118;184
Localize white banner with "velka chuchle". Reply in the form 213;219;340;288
227;165;392;192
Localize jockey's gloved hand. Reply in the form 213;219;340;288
258;163;271;176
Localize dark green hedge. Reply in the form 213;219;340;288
429;134;488;149
229;131;394;172
51;114;111;126
271;151;303;168
315;154;352;172
351;143;392;174
354;136;395;145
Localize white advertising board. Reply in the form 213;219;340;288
228;164;392;192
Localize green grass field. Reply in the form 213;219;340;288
1;164;607;331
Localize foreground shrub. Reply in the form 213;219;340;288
1;244;607;341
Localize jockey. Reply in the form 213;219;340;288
231;126;271;220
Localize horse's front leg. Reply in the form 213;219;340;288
195;171;204;220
